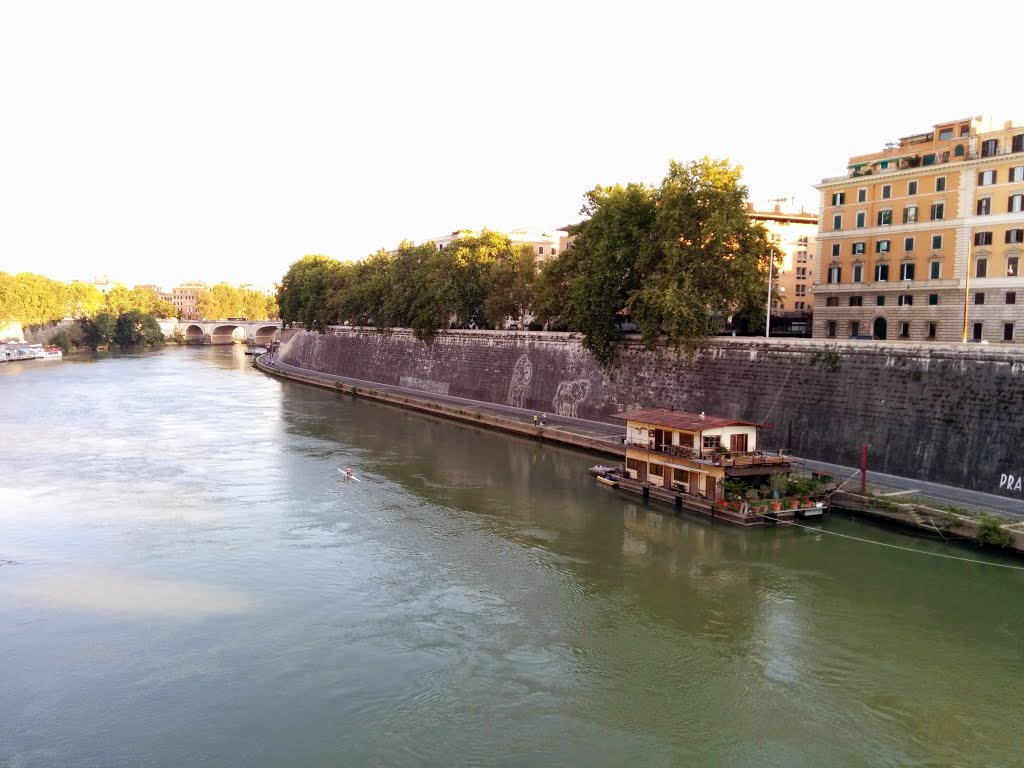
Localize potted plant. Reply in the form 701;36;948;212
770;500;783;512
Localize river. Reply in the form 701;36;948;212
2;348;1022;767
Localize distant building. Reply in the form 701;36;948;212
170;281;206;320
747;204;817;316
814;115;1024;343
506;228;569;266
91;276;116;294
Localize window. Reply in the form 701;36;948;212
903;205;917;223
828;265;841;283
1008;230;1024;244
930;261;941;279
1008;292;1018;305
826;296;839;307
551;248;557;256
850;321;860;337
831;243;840;257
852;264;863;282
981;138;999;157
857;188;867;203
974;231;993;246
955;144;965;157
795;285;806;296
538;246;544;255
978;169;997;186
796;267;807;278
626;457;647;473
923;153;936;166
831;192;845;205
1009;166;1024;182
796;250;808;262
907;180;918;195
977;197;991;215
875;264;889;281
1005;323;1015;342
702;436;721;450
939;128;954;141
876;240;890;253
899;322;910;338
649;462;663;477
852;241;866;254
877;210;892;226
876;295;885;306
935;177;946;192
1009;194;1024;213
898;295;913;306
827;321;837;338
795;301;805;310
976;259;987;278
974;292;985;305
931;202;944;220
1008;256;1019;277
798;236;809;247
931;234;943;250
1013;134;1024;153
882;184;892;199
856;211;866;228
927;322;937;339
973;322;983;342
905;236;915;252
849;295;863;307
928;293;939;305
833;214;842;230
900;263;915;280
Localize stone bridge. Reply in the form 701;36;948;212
182;320;282;345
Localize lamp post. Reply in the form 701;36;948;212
765;252;774;338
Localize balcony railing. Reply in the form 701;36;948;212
625;441;793;467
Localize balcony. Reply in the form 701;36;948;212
625;441;793;469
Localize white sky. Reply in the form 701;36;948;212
1;0;1016;289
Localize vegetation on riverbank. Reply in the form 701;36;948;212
47;311;166;352
276;158;781;360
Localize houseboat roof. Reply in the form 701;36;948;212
611;408;767;431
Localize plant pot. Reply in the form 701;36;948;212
770;501;783;512
789;499;800;510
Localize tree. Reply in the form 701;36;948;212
482;242;536;328
114;310;164;348
542;157;778;363
79;313;117;350
277;255;349;332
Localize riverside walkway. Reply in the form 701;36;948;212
257;355;1024;521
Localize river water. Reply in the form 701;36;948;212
1;348;1022;767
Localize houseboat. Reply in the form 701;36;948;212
0;343;63;363
599;408;828;527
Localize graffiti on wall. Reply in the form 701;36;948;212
552;379;591;418
399;376;450;396
506;355;533;408
999;473;1023;493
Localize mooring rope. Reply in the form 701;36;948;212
758;515;1024;571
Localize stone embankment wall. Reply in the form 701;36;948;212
280;328;1024;496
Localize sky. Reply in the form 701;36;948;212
1;0;1017;290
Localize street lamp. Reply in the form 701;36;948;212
765;252;774;338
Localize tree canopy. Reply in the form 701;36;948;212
534;158;779;362
275;157;778;361
196;283;279;321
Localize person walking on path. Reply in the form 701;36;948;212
533;414;539;426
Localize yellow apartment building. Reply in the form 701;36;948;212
747;204;817;314
813;116;1024;343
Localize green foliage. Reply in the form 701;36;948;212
79;313;117;350
114;310;165;349
197;283;278;322
278;255;353;332
48;326;81;354
536;158;776;363
977;515;1012;548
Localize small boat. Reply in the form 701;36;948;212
596;475;619;488
589;464;617;477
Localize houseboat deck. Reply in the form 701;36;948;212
606;476;828;527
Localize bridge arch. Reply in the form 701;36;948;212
210;324;246;344
254;325;281;344
184;324;205;344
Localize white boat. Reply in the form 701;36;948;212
0;343;62;362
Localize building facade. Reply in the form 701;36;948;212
170;282;206;320
814;116;1024;343
747;204;817;314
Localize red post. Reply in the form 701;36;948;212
861;444;868;494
